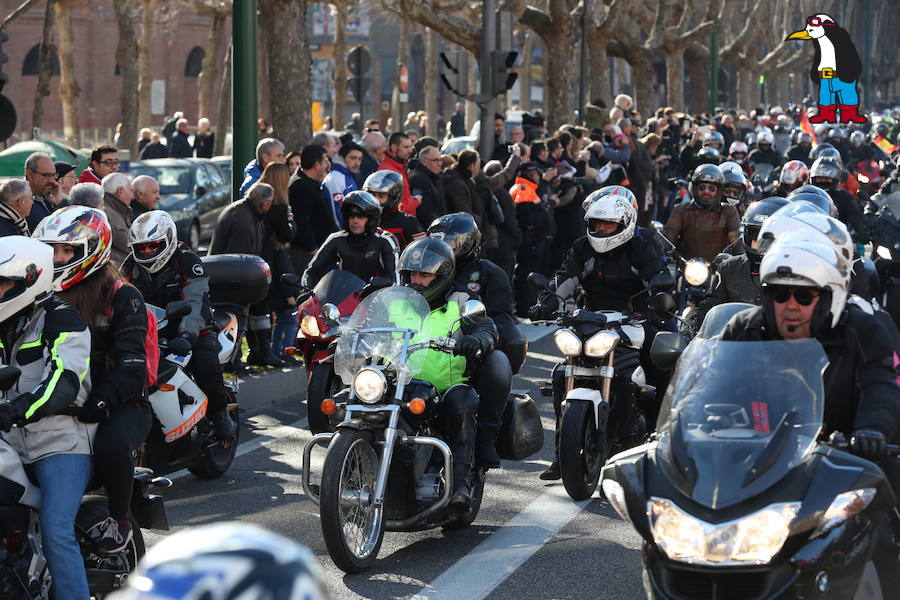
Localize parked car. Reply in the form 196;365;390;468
211;155;232;185
127;158;230;249
440;136;477;155
0;140;88;177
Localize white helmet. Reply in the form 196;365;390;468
33;206;112;292
583;186;637;254
757;130;775;146
760;237;848;329
0;237;54;324
756;203;854;277
128;210;179;273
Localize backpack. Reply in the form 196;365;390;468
106;280;160;387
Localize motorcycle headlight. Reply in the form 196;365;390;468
684;259;710;287
353;368;387;404
584;330;620;358
300;314;320;338
553;328;582;357
877;245;892;260
648;497;800;565
816;488;876;536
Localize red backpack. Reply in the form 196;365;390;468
106;280;160;387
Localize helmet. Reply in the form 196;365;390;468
32;206;112;292
809;143;842;167
362;170;404;211
760;237;848;331
689;164;725;208
850;130;865;147
128;210;179;274
108;523;329;600
702;130;725;148
798;132;813;145
741;197;789;263
720;162;748;205
875;122;889;137
786;184;838;216
757;205;854;275
696;146;722;165
827;127;844;140
340;190;382;234
426;212;482;272
0;237;54;324
778;160;809;189
582;186;637;254
729;141;749;157
398;237;456;308
809;157;841;191
757;130;774;146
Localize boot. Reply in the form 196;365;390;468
474;420;502;468
445;389;478;510
449;463;473;510
809;104;837;124
209;408;237;442
540;461;561;480
247;329;285;368
245;330;264;366
840;104;867;124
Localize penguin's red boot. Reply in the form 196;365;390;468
840;104;867;123
809;104;837;123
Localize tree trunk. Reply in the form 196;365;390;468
198;9;225;121
31;0;55;137
587;34;609;105
628;53;656;116
665;45;684;112
542;33;575;130
259;0;312;150
423;26;438;138
113;0;139;157
137;0;159;129
391;17;410;135
55;1;80;147
332;1;349;128
736;66;755;112
257;20;270;124
465;52;477;133
519;30;535;110
685;43;708;115
213;41;231;156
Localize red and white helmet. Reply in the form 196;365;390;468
729;141;749;157
779;160;810;188
583;186;637;254
33;206;112;291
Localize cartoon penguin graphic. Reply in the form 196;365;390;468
787;14;865;124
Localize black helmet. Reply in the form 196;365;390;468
809;143;842;167
362;170;404;211
398;237;456;308
786;184;837;216
719;162;748;205
426;212;482;272
875;122;889;137
809;157;841;191
742;197;790;264
702;130;725;149
689;163;725;208
340;190;382;234
696;146;722;165
798;132;813;145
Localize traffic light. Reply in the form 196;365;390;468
490;50;518;96
439;51;468;96
0;29;9;93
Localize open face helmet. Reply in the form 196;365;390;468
729;141;749;160
32;206;112;291
702;130;725;149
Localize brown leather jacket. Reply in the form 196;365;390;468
663;200;740;262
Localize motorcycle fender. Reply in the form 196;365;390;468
601;442;652;542
335;418;376;433
564;388;609;431
311;348;332;364
789;517;874;595
147;369;208;442
130;480;170;531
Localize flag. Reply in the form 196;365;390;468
799;108;818;147
873;135;899;155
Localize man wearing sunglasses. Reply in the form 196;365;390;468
79;145;120;185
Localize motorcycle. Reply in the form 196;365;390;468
749;162;777;198
603;330;900;599
528;272;673;501
302;286;542;572
0;366;171;599
871;191;900;326
855;159;884;196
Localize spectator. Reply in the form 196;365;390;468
402;111;419;132
378;132;418;215
510;162;551;315
138;128;152;154
113;122;122;147
584;98;610;133
319;116;333;131
24;152;63;230
0;179;33;236
413;136;440;157
358;131;387;186
408;145;446;228
240;138;285;197
287;144;333;273
450;101;466;138
345;112;363;134
258;118;271;139
210;183;273;256
162;111;183;145
80;145;119;184
445;149;486;235
322;141;363;229
609;93;634;123
140;133;168;160
101;172;134;265
364;119;381;133
490;112;509;163
170;118;193;159
285;151;301;176
67;182;104;209
54;161;78;199
312;132;339;160
483;159;522;280
619;117;653;222
132;175;160;217
405;130;420;146
193;118;215;159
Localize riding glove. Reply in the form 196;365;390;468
851;428;887;459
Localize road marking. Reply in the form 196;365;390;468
412;486;590;600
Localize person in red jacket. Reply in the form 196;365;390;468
378;132;420;216
79;145;120;184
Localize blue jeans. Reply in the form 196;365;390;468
30;453;92;600
819;77;859;106
272;306;298;355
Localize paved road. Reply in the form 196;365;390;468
144;326;645;599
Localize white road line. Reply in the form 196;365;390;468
412;487;590;600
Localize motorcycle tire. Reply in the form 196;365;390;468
559;401;606;501
320;429;385;573
189;393;241;479
307;362;336;434
75;495;145;598
443;472;486;531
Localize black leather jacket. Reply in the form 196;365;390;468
453;258;517;345
301;229;399;289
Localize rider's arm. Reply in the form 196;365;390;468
301;233;341;289
725;205;741;244
376;231;401;285
546;240;589;305
451;292;499;353
662;203;684;244
849;313;900;441
89;284;147;410
177;250;211;340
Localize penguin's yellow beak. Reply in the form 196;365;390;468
787;29;812;40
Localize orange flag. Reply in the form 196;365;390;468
800;108;818;148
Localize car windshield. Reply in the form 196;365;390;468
130;166;192;195
655;338;827;510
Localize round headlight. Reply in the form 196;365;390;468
553;328;582;357
684;259;710;287
353;368;386;403
877;245;892;260
300;314;320;338
584;330;620;358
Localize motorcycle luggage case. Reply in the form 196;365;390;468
497;393;544;461
201;254;271;306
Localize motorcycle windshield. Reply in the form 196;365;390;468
656;339;827;509
695;303;754;339
751;163;773;184
334;286;432;388
313;269;367;306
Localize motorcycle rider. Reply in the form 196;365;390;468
809;157;867;239
787;132;814;166
748;130;783;169
528;186;670;480
362;170;422;249
398;237;498;508
34;207;150;554
122;210;237;441
663;164;741;262
773;159;809;196
680;129;724;174
301;190;400;289
728;140;750;169
786;184;839;217
719;161;750;215
0;236;94;600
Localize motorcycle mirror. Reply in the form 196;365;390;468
650;272;676;290
165;300;192;321
652;292;676;317
713;253;732;268
649;220;665;232
321;303;341;329
527;272;550;291
0;366;21;392
650;331;688;371
460;300;487;323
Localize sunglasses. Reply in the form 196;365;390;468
806;16;827;27
767;285;821;306
97;159;121;167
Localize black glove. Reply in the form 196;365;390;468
0;399;27;432
851;428;887;459
167;335;193;356
79;395;111;424
528;302;556;322
454;335;484;360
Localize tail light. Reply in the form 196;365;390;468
250;258;272;281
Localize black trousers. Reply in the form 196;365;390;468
469;350;512;426
93;403;152;519
188;333;229;413
513;239;547;317
440;384;479;476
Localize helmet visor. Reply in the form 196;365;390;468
588;219;623;238
134;240;166;261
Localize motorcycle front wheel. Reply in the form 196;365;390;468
320;429;385;573
306;362;336;434
559;401;606;501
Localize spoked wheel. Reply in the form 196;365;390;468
319;429;385;573
559;401;607;501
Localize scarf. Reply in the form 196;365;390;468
0;202;30;236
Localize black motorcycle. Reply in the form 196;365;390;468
871;191;900;326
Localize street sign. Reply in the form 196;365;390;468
347;45;371;77
400;92;409;103
398;65;409;93
348;76;370;100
